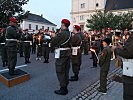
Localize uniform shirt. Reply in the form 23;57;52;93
99;46;112;71
71;33;82;47
115;33;133;59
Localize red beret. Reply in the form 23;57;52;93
9;17;17;23
107;27;111;30
74;25;81;30
61;19;70;26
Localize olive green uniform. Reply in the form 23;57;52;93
51;29;71;88
21;33;32;63
5;25;20;74
99;46;112;92
0;28;7;67
115;33;133;100
71;33;82;78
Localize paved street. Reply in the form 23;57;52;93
0;53;117;100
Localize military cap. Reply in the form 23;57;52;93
9;17;17;23
61;19;70;26
74;25;81;30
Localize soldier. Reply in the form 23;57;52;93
98;38;112;94
42;29;51;63
51;19;71;95
91;35;101;68
5;17;20;75
84;32;89;55
21;29;32;64
36;30;43;60
18;29;24;57
112;30;133;100
0;26;7;67
69;25;82;81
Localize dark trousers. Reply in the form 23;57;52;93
84;42;89;55
32;44;36;54
23;44;31;60
42;46;50;59
92;52;98;67
99;69;109;92
37;46;42;57
55;57;70;87
72;55;80;75
1;45;7;62
6;46;17;70
123;76;133;100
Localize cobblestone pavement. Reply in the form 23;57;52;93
0;53;118;100
71;68;123;100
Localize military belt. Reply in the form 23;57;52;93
0;43;5;45
24;41;31;43
6;39;18;41
57;48;70;51
72;46;80;49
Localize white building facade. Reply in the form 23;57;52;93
20;13;57;32
71;0;133;31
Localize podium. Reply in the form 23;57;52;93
0;69;30;87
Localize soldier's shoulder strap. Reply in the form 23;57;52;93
61;31;71;46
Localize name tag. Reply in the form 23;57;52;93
72;47;78;56
55;49;60;58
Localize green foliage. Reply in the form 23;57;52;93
86;11;133;31
0;0;29;27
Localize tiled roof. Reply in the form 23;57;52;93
105;0;133;11
25;13;57;26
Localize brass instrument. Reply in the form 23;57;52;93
111;31;116;60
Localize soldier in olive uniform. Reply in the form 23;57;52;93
69;25;82;81
51;19;71;95
112;30;133;100
0;27;7;67
21;29;32;64
42;29;51;63
5;17;20;75
84;32;89;55
98;38;112;94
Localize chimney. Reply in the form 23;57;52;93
41;14;43;17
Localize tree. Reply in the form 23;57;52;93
86;10;133;31
0;0;29;27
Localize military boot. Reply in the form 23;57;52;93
69;74;79;81
2;61;6;67
54;87;68;95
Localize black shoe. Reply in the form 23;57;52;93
90;57;93;59
2;62;6;67
43;60;47;63
69;76;78;81
46;60;49;63
27;61;31;63
54;87;68;95
91;66;97;68
25;61;28;64
97;88;107;94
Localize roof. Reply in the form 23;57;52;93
25;13;57;26
105;0;133;11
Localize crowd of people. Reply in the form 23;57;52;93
0;17;133;99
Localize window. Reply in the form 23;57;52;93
47;27;49;30
52;27;55;31
36;25;38;30
80;15;84;21
42;26;44;29
96;3;99;7
29;24;31;30
81;3;85;8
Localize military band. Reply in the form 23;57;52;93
0;17;132;96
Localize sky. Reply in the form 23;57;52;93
23;0;71;28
